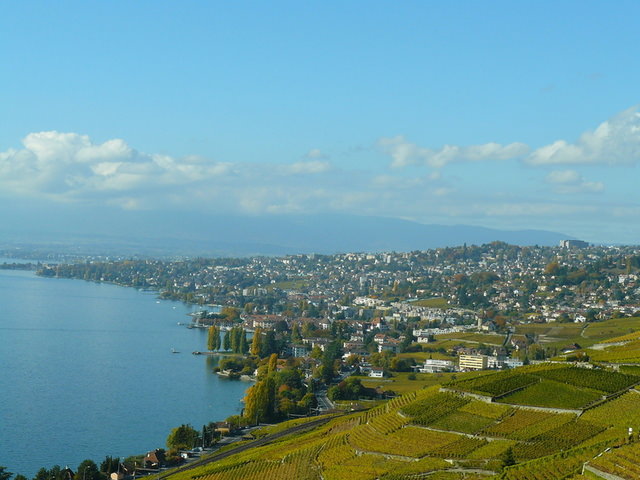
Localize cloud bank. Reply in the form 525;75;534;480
2;104;640;244
378;135;529;168
526;106;640;166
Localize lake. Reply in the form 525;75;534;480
0;268;249;477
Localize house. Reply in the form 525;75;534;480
561;343;582;353
373;333;387;344
144;449;166;468
213;421;236;436
378;338;400;354
109;466;132;480
61;467;75;480
369;367;384;378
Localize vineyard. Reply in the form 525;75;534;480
400;391;470;425
445;371;539;397
160;366;640;480
496;379;602;409
500;441;615;480
587;339;640;363
444;363;640;410
533;366;640;393
586;441;640;480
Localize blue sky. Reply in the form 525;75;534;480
1;1;640;244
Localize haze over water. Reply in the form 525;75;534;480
0;266;248;478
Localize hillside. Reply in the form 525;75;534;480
157;364;640;480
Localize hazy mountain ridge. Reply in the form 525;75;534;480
0;208;574;257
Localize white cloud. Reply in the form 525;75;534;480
284;160;331;175
379;135;529;168
526;106;640;165
1;132;337;203
544;169;604;194
305;148;328;159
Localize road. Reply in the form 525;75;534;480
157;414;340;479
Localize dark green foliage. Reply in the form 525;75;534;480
0;467;12;480
501;447;516;469
219;356;256;375
260;330;278;357
243;365;310;423
76;460;101;480
99;457;120;474
166;424;200;451
327;377;367;400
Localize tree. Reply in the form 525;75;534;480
100;457;120;474
268;353;278;374
291;323;302;343
207;326;217;351
223;329;231;350
240;330;248;354
0;467;12;480
261;330;278;357
501;446;516;470
251;329;263;356
166;424;200;451
76;460;101;480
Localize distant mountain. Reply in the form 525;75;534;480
0;204;573;256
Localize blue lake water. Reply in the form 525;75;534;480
0;268;249;477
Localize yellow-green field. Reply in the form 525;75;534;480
436;332;506;345
410;297;450;308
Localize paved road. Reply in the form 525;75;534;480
157;414;340;479
315;389;334;411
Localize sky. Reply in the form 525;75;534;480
1;1;640;245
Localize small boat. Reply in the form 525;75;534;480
171;348;180;354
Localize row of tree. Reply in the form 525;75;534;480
242;354;315;423
0;457;125;480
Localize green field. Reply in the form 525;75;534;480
411;297;450;308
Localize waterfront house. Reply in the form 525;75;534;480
144;449;166;468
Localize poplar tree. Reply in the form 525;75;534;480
230;326;239;353
250;328;263;356
207;326;216;351
223;329;231;351
240;330;248;354
268;353;278;374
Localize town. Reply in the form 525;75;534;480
33;241;640;377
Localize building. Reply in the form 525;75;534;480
459;354;488;371
369;367;384;378
290;344;309;358
415;358;455;373
559;239;589;249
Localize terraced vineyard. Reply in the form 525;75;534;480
161;364;636;480
446;364;639;410
587;338;640;363
585;441;640;479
